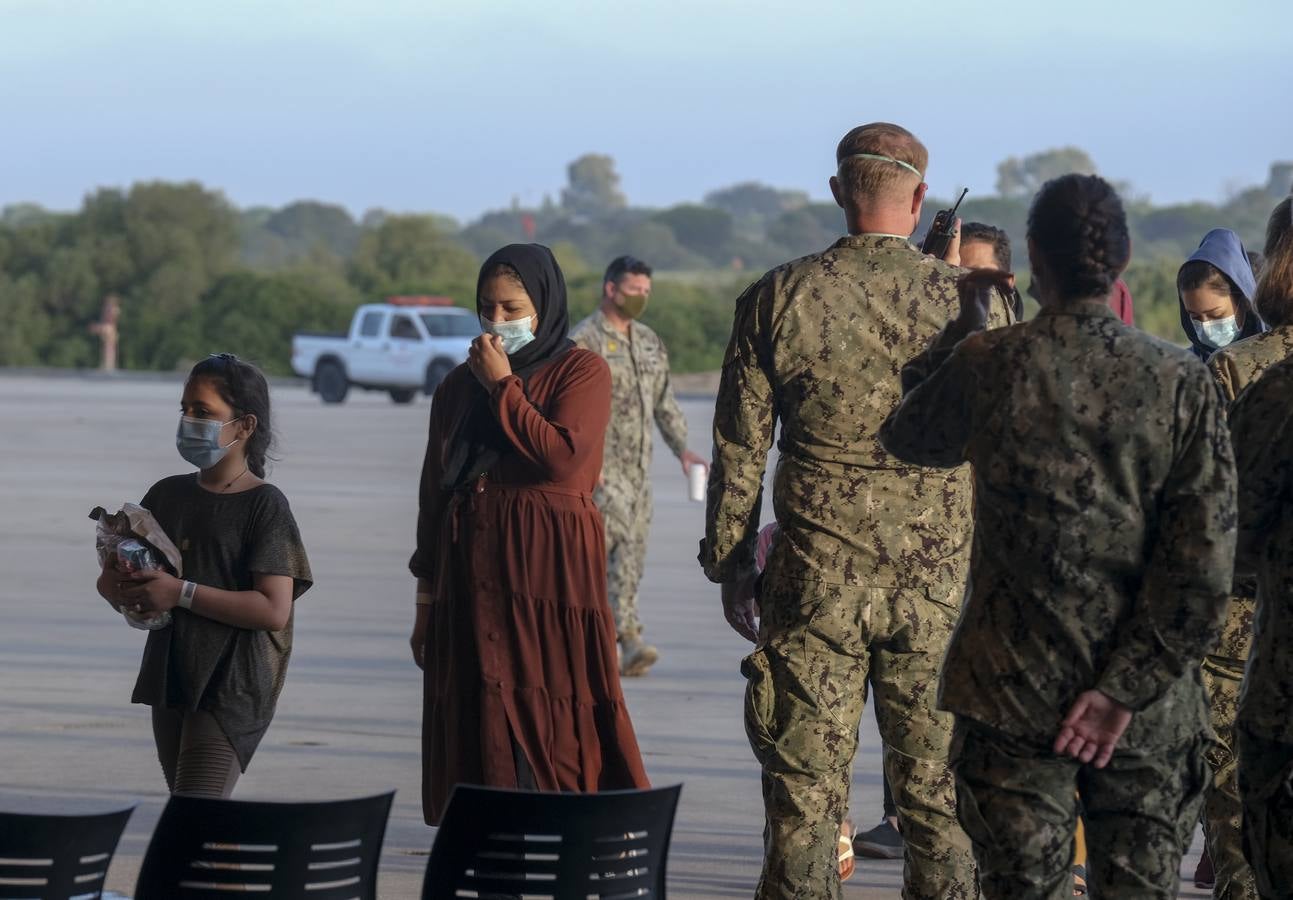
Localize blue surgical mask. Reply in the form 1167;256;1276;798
479;315;536;355
1193;316;1240;350
176;416;240;470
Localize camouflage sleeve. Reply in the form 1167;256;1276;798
700;279;774;584
570;319;597;353
1208;352;1240;405
1230;376;1293;576
1208;351;1257;595
878;323;980;468
988;286;1017;328
653;342;689;457
1095;372;1236;711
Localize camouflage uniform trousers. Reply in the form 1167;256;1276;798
598;482;651;642
742;572;976;900
951;718;1209;900
1236;726;1293;899
1202;654;1260;899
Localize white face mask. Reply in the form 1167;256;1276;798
479;315;536;355
1194;316;1240;350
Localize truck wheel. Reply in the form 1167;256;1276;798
389;388;417;404
424;360;455;395
316;361;349;404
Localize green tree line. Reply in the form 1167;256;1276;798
1;150;1288;375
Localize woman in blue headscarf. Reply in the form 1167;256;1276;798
1177;227;1262;360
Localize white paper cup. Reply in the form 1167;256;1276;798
688;463;707;503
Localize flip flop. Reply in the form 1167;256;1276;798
838;819;856;882
1072;864;1087;895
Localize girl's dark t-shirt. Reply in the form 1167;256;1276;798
133;474;312;769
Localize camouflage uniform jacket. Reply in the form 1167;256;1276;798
571;309;688;520
1209;324;1293;405
699;234;1013;596
880;300;1236;749
1205;325;1293;662
1232;353;1293;743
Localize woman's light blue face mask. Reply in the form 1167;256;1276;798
176;416;240;470
479;315;536;355
1193;315;1240;350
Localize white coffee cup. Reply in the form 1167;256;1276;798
688;462;707;503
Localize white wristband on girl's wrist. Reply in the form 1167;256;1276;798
179;581;198;610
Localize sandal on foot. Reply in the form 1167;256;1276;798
1072;864;1087;895
838;819;856;882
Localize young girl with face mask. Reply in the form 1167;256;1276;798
96;353;312;797
1178;228;1262;360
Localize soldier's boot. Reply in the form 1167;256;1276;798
619;635;659;677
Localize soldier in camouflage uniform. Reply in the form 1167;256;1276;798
1200;322;1287;899
1185;214;1289;900
1229;195;1293;899
1232;358;1293;899
880;174;1235;900
572;255;708;676
701;122;1014;900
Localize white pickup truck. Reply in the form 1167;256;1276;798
292;298;479;404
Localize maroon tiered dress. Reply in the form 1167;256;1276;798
411;348;650;825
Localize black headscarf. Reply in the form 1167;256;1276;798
441;244;574;488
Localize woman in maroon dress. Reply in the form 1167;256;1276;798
409;243;650;824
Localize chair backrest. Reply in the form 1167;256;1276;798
134;791;395;900
0;806;134;900
423;784;682;900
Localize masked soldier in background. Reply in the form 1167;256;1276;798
701;121;1014;900
572;256;708;677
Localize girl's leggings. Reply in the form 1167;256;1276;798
151;707;242;798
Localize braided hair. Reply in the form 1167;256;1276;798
1027;174;1131;302
187;353;276;477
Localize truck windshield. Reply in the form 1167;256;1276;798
421;314;480;338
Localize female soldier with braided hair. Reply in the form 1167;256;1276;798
880;174;1235;899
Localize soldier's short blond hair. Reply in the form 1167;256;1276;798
835;123;928;205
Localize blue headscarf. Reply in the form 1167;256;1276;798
1178;228;1262;360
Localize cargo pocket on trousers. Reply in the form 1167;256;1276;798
741;648;777;765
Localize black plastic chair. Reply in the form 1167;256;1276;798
0;806;134;900
423;784;682;899
134;791;395;900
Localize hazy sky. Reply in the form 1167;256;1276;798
2;0;1289;221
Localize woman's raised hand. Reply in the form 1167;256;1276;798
468;334;513;390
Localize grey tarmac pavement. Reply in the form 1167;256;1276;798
0;374;1209;898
